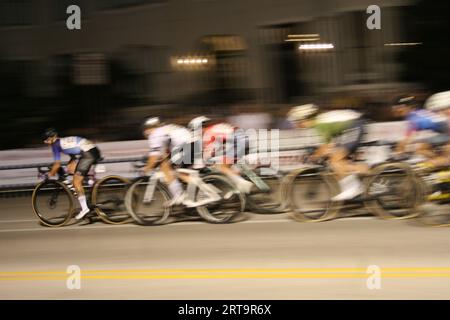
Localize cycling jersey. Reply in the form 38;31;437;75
148;124;191;157
203;123;248;165
51;136;95;161
406;109;448;136
313;110;365;154
314;110;362;142
203;123;235;152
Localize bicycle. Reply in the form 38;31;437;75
233;161;287;214
124;165;246;225
283;141;423;222
415;164;450;227
31;164;131;227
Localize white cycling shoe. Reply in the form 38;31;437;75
75;208;91;220
164;192;187;208
332;175;363;201
236;180;254;194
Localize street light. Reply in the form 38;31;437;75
299;43;334;50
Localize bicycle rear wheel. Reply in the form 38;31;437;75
364;162;422;219
92;175;131;224
31;180;74;227
125;177;171;225
286;167;341;222
196;174;245;223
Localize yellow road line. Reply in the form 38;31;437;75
3;267;450;276
2;273;450;281
2;267;450;281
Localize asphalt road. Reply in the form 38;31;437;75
1;197;450;299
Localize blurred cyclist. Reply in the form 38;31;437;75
424;91;450;167
43;128;101;220
142;117;220;207
287;104;369;201
393;94;449;167
188;116;253;194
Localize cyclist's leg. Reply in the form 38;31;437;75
330;121;367;201
159;155;186;206
426;147;450;167
74;148;100;219
66;157;77;175
416;142;437;159
419;135;449;167
215;134;253;194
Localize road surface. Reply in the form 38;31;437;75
1;197;450;299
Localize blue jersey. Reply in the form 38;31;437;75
51;136;95;161
406;110;448;136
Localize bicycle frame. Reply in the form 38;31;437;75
141;168;222;205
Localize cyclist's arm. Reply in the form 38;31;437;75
395;124;416;154
310;143;333;161
49;161;61;176
309;123;333;160
145;130;166;173
395;137;411;154
144;155;159;173
49;144;62;176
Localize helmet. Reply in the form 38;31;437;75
188;116;210;130
425;91;450;112
43;128;58;141
142;117;161;130
287;104;319;122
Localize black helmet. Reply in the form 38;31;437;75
43;128;58;141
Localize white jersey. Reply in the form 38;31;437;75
148;124;191;156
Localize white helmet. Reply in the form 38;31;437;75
425;91;450;112
188;116;210;130
142;117;161;129
287;104;319;122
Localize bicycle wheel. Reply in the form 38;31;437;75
286;167;341;222
92;175;131;225
195;174;245;223
125;177;171;225
246;174;287;214
364;162;422;219
417;203;450;227
31;180;74;227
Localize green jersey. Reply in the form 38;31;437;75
313;110;362;143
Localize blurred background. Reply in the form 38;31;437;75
0;0;449;149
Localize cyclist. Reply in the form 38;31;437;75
188;116;253;194
287;104;369;201
142;117;220;207
43;128;101;220
392;94;449;167
423;91;450;167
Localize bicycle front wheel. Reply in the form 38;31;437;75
196;174;245;223
92;175;131;225
31;180;74;227
125;177;171;225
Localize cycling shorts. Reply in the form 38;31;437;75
75;147;101;176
